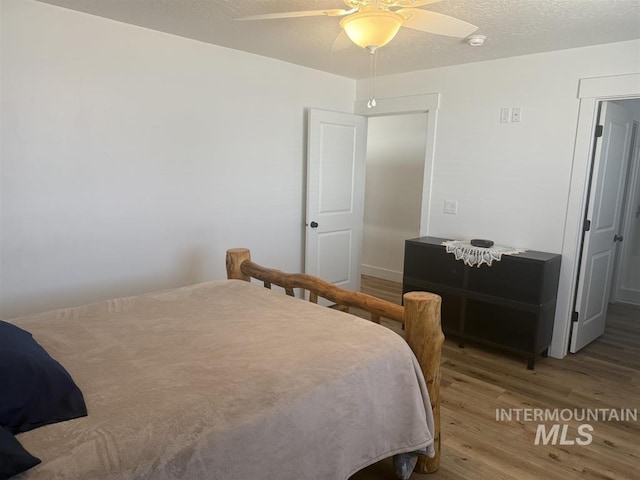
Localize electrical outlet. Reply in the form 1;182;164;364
512;107;521;122
444;200;458;214
500;107;511;123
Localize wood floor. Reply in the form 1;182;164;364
350;276;640;480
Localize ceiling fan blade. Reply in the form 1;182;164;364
392;0;443;7
236;9;351;21
331;31;353;51
397;9;478;38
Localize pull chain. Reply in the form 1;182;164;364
367;47;377;109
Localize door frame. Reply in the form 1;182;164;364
354;93;440;236
551;73;640;359
569;101;634;352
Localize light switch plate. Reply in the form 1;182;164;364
500;107;511;123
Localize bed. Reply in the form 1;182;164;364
1;248;443;480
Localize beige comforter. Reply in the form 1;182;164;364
10;280;434;479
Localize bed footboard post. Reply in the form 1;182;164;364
226;248;252;281
403;292;444;474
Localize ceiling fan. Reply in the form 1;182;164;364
236;0;479;52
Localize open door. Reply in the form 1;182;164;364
571;102;634;352
305;109;366;293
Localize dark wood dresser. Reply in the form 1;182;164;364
402;236;561;369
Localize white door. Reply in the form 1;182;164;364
305;109;367;293
571;102;634;352
613;121;640;305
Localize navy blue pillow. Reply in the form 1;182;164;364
0;426;41;479
0;320;87;434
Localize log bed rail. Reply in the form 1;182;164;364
226;248;444;474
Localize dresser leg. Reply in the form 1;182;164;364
527;356;535;370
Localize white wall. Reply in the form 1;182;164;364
0;0;355;318
362;113;427;282
357;40;640;254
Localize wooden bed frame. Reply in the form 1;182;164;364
226;248;444;474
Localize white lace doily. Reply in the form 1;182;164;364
442;240;526;268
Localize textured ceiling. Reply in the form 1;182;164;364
38;0;640;79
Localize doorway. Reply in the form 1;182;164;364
353;93;439;288
571;98;640;353
304;95;439;294
551;73;640;359
304;93;440;290
361;113;429;284
611;101;640;306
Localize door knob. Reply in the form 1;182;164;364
310;221;318;228
614;234;624;242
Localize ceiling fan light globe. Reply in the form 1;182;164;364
339;11;404;49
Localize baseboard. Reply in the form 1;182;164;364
360;264;403;284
